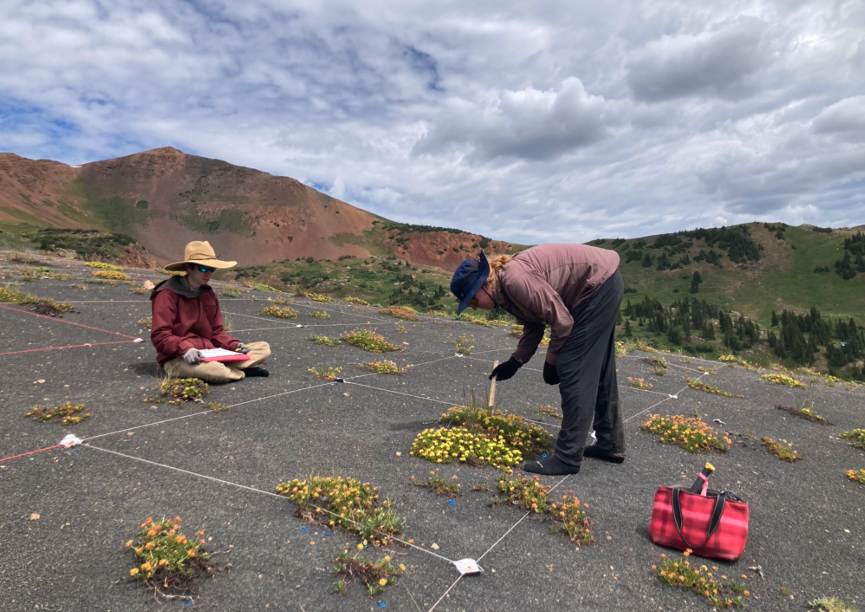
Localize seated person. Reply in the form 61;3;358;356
150;240;271;382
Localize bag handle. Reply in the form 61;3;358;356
671;487;727;550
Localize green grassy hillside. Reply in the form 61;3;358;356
602;223;865;328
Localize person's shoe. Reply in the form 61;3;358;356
583;445;625;464
522;456;580;475
243;366;270;377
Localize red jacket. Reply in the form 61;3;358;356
150;276;240;364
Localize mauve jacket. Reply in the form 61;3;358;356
150;276;240;364
494;243;620;366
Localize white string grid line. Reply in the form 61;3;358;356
10;296;719;610
82;443;456;567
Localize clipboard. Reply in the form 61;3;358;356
198;348;251;363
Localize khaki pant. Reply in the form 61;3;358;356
164;342;271;383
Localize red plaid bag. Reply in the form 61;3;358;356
649;486;749;561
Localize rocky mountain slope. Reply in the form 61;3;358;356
0;148;521;267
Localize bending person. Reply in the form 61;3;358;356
450;244;624;475
151;240;271;382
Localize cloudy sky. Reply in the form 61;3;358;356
1;0;864;244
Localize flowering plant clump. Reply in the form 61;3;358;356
221;287;243;298
17;266;71;280
308;366;343;380
137;316;152;329
510;324;523;338
26;402;90;425
615;341;628;357
310;334;341;347
645;356;667;370
762;437;802;462
310;309;330;319
86;262;124;271
360;360;411;375
447;333;474;355
411;469;462;497
309;292;332;302
688;378;734;397
654;551;747;608
628;377;653;391
259;306;298;319
340;329;402;353
380;306;420;321
697;366;718;375
127;516;217;598
847;469;865;484
775;404;830;424
145;378;210;406
762;374;807;389
495;475;594;545
240;281;279;292
537;405;563;419
539;331;551;346
840;429;865;450
641;414;731;454
410;427;523;471
345;296;370;306
440;406;553;455
629;340;658;353
454;312;496;328
129;285;146;295
160;268;185;276
333;549;404;596
0;284;74;312
271;296;292;304
275;475;404;545
92;270;131;281
205;402;228;412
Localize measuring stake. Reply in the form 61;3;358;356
488;360;499;407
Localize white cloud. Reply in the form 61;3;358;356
0;0;863;245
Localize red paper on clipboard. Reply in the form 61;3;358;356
198;348;251;363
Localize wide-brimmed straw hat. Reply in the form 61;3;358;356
164;241;237;272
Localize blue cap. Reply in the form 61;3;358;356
450;251;490;315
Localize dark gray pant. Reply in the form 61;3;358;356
554;270;625;466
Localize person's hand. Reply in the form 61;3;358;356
236;342;251;354
490;357;522;381
543;362;559;385
183;348;202;365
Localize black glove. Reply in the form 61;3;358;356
543;362;560;385
490;357;522;381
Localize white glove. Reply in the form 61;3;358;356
236;343;251;354
183;348;202;365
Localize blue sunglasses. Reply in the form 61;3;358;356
196;265;216;274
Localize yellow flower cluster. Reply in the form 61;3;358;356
85;262;124;271
440;406;553;454
846;469;865;484
840;429;865;450
275;475;404;545
308;366;343;380
340;329;402;353
92;270;131;281
410;427;522;471
127;516;209;582
379;306;420;321
654;552;747;607
259;305;298;319
627;377;653;391
761;373;808;389
333;547;405;596
26;402;90;425
309;293;332;302
309;334;341;347
360;360;411;375
310;310;331;319
345;296;370;306
761;437;802;462
687;378;734;397
495;475;594;545
641;414;731;454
